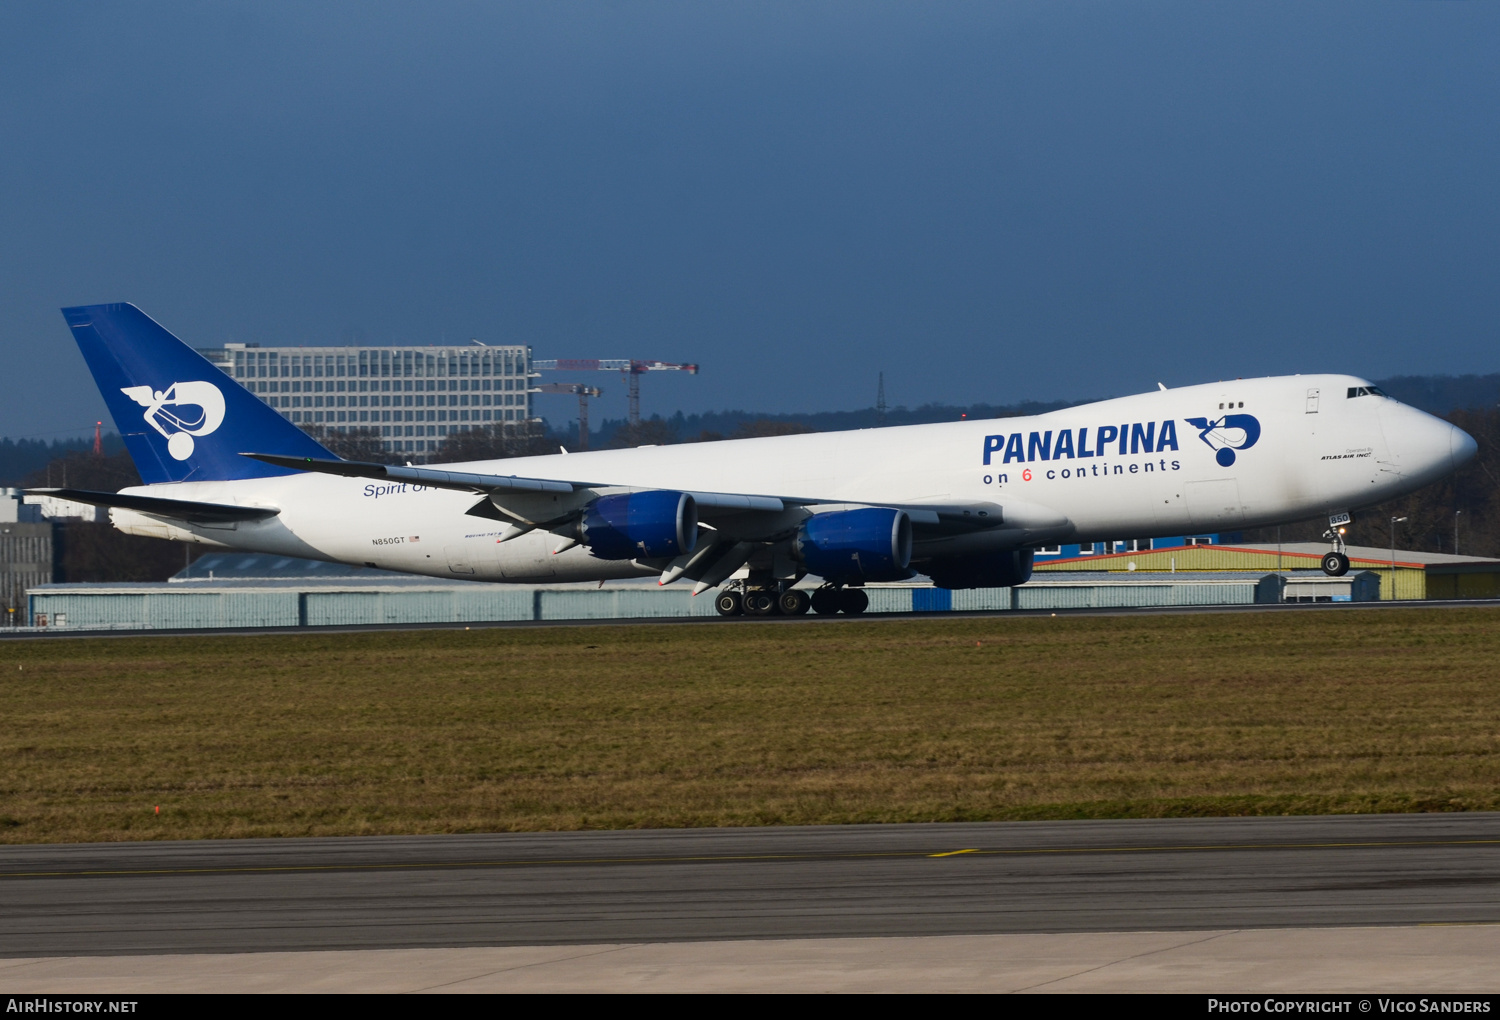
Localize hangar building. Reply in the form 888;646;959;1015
1032;542;1500;601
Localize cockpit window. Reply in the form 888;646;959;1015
1346;386;1386;398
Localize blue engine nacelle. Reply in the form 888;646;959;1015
924;548;1034;590
795;507;914;583
580;490;698;560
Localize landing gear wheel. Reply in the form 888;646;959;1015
1321;552;1350;577
744;590;778;616
839;588;869;615
715;591;744;616
810;588;841;616
777;589;811;616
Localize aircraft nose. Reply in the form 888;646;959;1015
1451;423;1478;470
1381;403;1468;485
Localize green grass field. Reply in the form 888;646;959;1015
3;608;1499;844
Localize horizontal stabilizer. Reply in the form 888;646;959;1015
24;488;280;524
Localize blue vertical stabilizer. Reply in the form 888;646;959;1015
61;303;335;484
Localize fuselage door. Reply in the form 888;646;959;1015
498;531;557;580
444;544;477;575
1184;478;1245;529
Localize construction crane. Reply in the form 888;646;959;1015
535;383;603;450
532;359;700;427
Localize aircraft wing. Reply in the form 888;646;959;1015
23;487;280;524
241;452;1010;535
244;452;585;495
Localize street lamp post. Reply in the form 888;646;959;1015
1390;516;1408;599
1455;510;1462;556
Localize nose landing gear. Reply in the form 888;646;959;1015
1321;550;1350;576
1321;516;1352;576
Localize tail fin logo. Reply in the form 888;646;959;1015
1183;413;1261;467
120;381;226;460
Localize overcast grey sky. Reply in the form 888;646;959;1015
2;2;1497;437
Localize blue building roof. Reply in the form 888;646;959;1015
173;552;406;581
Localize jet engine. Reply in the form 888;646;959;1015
795;507;913;583
924;548;1034;590
580;490;698;560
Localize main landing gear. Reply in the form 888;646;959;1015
811;585;867;616
716;584;811;617
716;583;812;617
715;582;865;616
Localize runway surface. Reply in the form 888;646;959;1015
8;926;1500;992
2;813;1498;958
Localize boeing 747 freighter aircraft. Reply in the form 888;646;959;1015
33;304;1477;615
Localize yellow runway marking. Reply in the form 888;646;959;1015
1;838;1494;881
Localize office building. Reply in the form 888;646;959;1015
198;342;537;456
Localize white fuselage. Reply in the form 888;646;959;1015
110;374;1473;584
